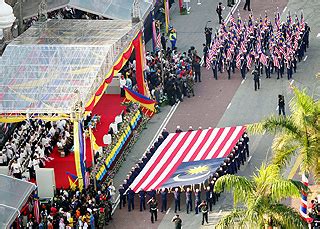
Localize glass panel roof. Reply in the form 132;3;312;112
0;19;139;114
0;175;36;228
21;0;153;20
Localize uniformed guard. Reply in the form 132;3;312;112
211;57;218;80
186;188;193;214
147;197;158;223
205;186;213;211
127;188;135;212
174;188;181;213
198;200;209;225
240;56;246;79
118;185;126;209
139;188;146;211
161;188;168;212
253;69;260;91
194;189;201;214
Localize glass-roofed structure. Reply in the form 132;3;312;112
0;19;141;115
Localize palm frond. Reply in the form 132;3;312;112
214;209;247;229
269;179;304;201
268;203;307;229
214;174;254;206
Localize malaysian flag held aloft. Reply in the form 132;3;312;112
236;52;242;69
247;54;252;69
260;52;268;66
273;55;280;68
129;126;246;192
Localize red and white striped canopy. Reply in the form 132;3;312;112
130;126;246;192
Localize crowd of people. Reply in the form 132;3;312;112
23;7;107;30
144;44;202;106
203;11;310;88
20;182;117;228
0;119;72;181
116;125;250;225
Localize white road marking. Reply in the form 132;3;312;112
225;0;241;23
283;6;287;13
166;208;171;214
303;55;308;61
276;105;279;111
241;79;245;84
290;79;294;85
218;210;222;215
248;156;252;162
227;103;231;109
317;33;320;38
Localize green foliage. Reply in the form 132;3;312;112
247;86;320;182
214;164;308;228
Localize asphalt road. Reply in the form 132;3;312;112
109;0;320;228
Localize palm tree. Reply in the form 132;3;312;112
248;86;320;182
213;164;308;228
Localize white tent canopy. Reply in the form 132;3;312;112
0;174;36;228
20;0;153;21
0;19;140;114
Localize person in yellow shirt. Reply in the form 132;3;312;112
169;28;177;50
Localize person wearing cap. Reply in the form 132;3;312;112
173;188;181;213
186;72;195;97
216;2;224;24
171;214;182;229
176;126;183;133
252;69;260;91
240;55;246;79
199;200;209;225
186;188;193;214
160;188;168;212
205;186;213;211
147;197;158;223
194;189;201;214
265;56;271;78
139;188;146;211
192;58;201;83
211;57;218;80
188;126;193;132
161;128;169;139
127;187;135;212
118;185;126;209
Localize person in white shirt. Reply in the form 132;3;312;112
11;159;22;179
120;75;126;97
0;153;4;166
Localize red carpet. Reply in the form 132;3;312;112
43;94;125;188
45;147;77;189
90;94;126;146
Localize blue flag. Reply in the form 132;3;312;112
161;158;226;188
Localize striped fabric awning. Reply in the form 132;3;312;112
130;126;246;192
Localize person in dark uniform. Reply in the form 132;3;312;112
205;186;213;211
161;128;169;139
147;197;158;223
176;126;183;133
161;33;166;51
139;188;146;211
216;2;223;24
127;188;135;212
148;189;157;200
161;188;168;212
171;215;182;229
240;56;246;79
118;185;126;209
226;59;231;80
186;188;193;214
286;58;293;80
265;56;271;78
192;58;201;82
253;70;260;91
278;94;285;116
194;189;201;214
203;44;208;67
211;57;218;80
174;188;181;213
199;200;209;225
243;0;251;11
205;27;212;47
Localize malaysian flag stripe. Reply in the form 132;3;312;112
217;126;245;158
195;128;223;161
131;134;178;191
130;126;246;192
138;132;189;191
208;127;234;159
184;129;214;162
145;131;195;191
150;130;203;190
